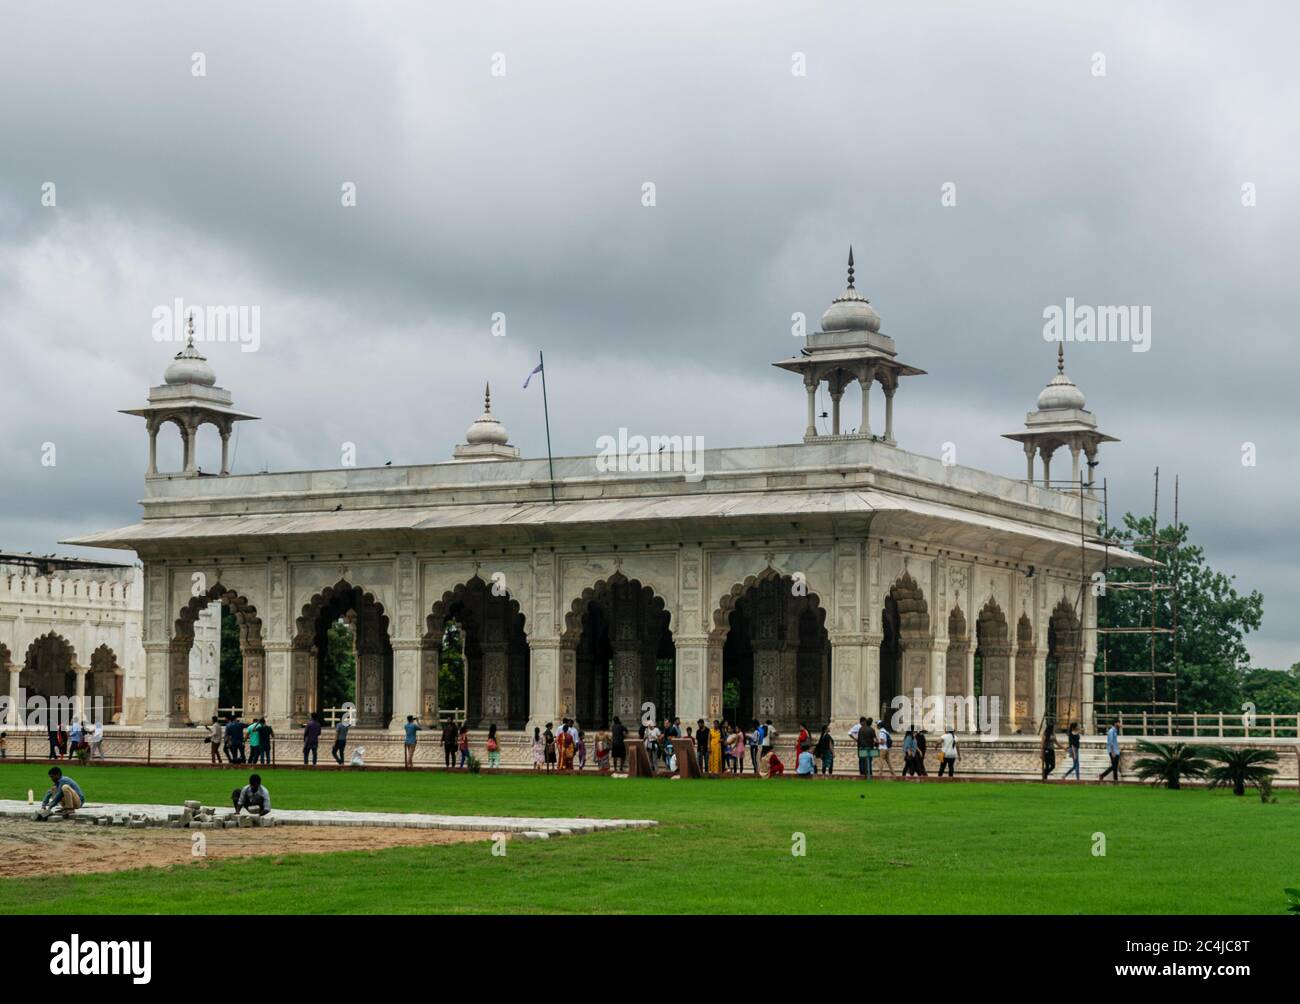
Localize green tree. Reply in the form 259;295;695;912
1240;664;1300;716
319;620;356;710
439;622;465;711
1098;516;1263;713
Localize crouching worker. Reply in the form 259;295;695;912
36;767;84;819
231;773;272;816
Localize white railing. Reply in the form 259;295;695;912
1097;711;1300;740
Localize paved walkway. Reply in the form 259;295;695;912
0;799;657;838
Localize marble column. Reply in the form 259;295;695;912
883;385;896;443
6;666;20;727
390;639;422;732
804;376;818;438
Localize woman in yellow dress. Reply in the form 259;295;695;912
708;720;723;774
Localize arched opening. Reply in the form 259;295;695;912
173;584;260;723
879;573;930;724
1048;599;1083;729
86;644;122;724
428;578;530;729
565;574;672;730
294;581;390;728
717;572;827;731
22;633;77;725
975;598;1010;733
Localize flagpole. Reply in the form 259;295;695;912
538;350;556;505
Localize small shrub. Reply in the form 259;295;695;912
1285;888;1300;915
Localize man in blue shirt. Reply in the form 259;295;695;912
37;767;84;819
795;748;816;777
225;714;246;764
403;715;421;769
1099;723;1122;782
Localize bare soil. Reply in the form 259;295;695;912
0;817;496;878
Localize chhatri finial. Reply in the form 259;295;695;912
186;311;196;348
846;245;855;290
1057;340;1065;375
483;382;492;414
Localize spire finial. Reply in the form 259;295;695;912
484;382;491;413
1057;340;1065;375
186;311;196;348
846;245;855;289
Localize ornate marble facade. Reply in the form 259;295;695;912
67;256;1144;736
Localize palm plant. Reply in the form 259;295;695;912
1203;745;1278;797
1132;740;1209;790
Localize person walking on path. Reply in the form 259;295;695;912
914;730;929;776
1040;723;1059;781
876;720;896;776
225;714;246;764
1099;722;1122;782
302;712;322;766
575;729;587;770
1063;722;1082;780
209;717;224;765
901;728;918;777
851;717;871;777
331;716;351;766
939;727;959;777
859;717;879;779
610;716;627;773
543;723;557;773
456;725;471;768
89;720;104;761
247;717;263;766
404;715;422;768
486;723;501;769
747;719;763;774
814;725;834;775
441;721;458;769
260;718;275;765
531;726;545;770
695;719;711;775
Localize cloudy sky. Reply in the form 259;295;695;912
1;1;1295;669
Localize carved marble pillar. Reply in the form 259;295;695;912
611;644;641;725
479;641;509;727
7;665;21;727
389;639;422;732
166;643;189;726
752;640;782;725
420;641;440;726
529;637;564;730
142;641;171;729
804;375;818;439
241;645;266;719
673;639;708;725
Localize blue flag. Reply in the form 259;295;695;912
523;360;543;388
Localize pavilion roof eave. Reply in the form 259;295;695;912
61;487;1152;571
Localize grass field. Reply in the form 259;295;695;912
1;763;1295;914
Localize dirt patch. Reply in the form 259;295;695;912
0;816;498;878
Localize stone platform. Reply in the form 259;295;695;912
0;799;657;838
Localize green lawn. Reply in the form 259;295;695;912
1;763;1294;914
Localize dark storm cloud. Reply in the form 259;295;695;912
0;0;1296;666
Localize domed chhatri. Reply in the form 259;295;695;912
1003;342;1116;489
454;383;520;461
465;383;509;446
1035;344;1086;411
819;246;882;333
163;323;217;387
121;311;257;478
